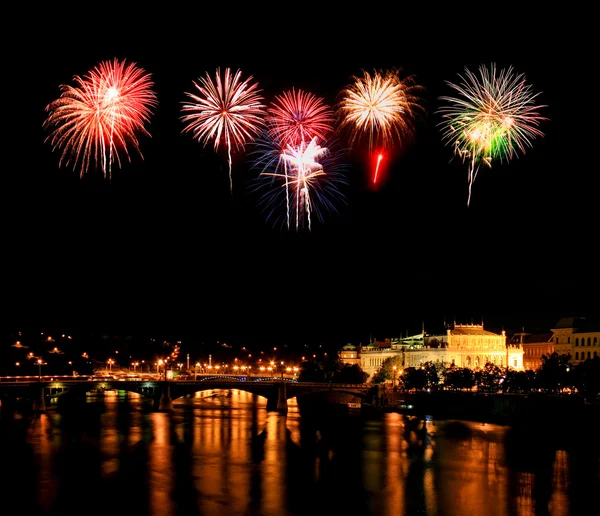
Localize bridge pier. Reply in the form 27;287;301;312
33;386;46;413
158;382;173;412
266;382;288;414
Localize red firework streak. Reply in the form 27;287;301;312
373;153;384;184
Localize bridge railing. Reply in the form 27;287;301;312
0;376;371;390
0;375;95;383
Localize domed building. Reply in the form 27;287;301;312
339;343;360;367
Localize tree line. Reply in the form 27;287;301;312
299;352;600;402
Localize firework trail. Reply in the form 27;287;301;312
437;63;547;206
336;68;424;183
266;88;335;148
43;58;158;180
373;153;383;184
181;67;267;193
250;134;348;231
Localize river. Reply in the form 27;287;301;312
1;388;598;515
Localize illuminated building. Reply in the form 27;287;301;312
508;331;554;371
550;316;600;364
339;321;524;380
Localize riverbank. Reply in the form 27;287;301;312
371;391;600;451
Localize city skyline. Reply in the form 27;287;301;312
8;4;596;345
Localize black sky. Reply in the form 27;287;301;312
6;4;597;346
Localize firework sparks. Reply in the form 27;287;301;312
250;134;347;231
43;58;158;180
181;67;267;193
373;153;384;184
336;68;424;182
266;88;335;148
437;63;548;206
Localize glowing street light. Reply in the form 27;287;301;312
37;358;44;381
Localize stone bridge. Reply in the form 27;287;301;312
0;376;371;415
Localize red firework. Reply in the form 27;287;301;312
265;88;335;148
43;58;158;179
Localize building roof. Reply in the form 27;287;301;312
451;327;499;336
509;332;553;345
553;317;586;330
552;316;600;332
428;323;501;337
374;341;391;348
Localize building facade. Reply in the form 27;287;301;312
550;316;600;364
339;343;360;367
508;331;554;371
340;322;523;380
507;317;600;370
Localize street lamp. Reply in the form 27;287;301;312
107;358;114;374
37;358;44;381
393;365;397;390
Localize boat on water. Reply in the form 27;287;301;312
347;402;362;413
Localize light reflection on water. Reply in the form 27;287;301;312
2;389;598;516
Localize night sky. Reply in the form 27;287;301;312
6;4;597;347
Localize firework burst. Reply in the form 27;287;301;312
250;134;347;231
336;68;424;183
181;67;267;193
266;88;335;148
43;58;158;180
437;63;548;206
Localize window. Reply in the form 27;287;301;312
576;338;579;347
513;359;517;367
568;337;571;344
576;352;579;360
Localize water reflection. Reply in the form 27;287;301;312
1;389;597;515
